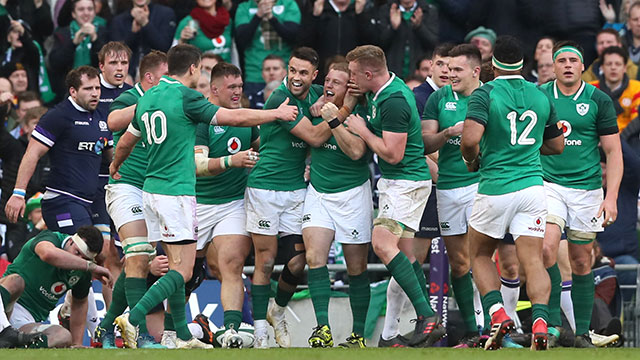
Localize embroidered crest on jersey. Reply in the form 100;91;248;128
214;126;225;134
371;105;377;120
445;102;457;111
559;120;572;137
68;275;81;286
99;121;108;131
576;103;589;116
227;137;241;154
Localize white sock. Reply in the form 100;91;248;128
254;319;268;336
561;281;576;332
271;302;285;317
188;322;203;339
472;282;485;330
500;278;520;319
0;291;10;331
381;277;408;341
85;288;99;335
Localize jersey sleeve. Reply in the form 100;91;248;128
128;109;142;137
265;89;304;131
28;231;61;252
109;90;137;112
31;108;67;148
70;273;92;299
422;88;442;121
593;90;620;135
380;94;411;133
251;126;259;142
181;87;220;125
195;123;210;147
466;86;491;126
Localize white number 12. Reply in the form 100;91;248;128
506;110;537;146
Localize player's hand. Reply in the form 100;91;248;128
347;81;364;98
309;95;326;117
313;0;324;16
410;7;423;28
390;3;402;30
231;149;260;168
599;0;616;23
4;196;26;223
109;162;122;180
598;196;618;227
321;102;339;122
92;265;113;288
345;114;367;135
275;97;298;121
150;255;169;277
444;121;464;139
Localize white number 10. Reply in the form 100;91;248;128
141;111;167;145
506;110;537;146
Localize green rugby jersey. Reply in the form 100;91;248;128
109;82;146;189
365;73;430;181
309;105;371;193
247;82;323;191
130;76;219;196
540;80;618;190
466;75;560;195
423;84;479;190
174;16;233;63
195;124;259;204
3;231;91;322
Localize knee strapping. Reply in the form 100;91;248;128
546;215;566;231
373;218;403;237
401;230;415;239
122;236;156;259
280;234;305;260
281;263;302;285
185;257;206;295
567;229;596;244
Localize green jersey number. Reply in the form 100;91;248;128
141;111;167;145
507;110;537;146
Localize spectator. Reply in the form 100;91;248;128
49;0;108;99
414;54;431;81
110;0;176;78
625;1;640;64
464;26;496;62
536;52;555;85
94;0;114;23
247;53;286;109
1;20;39;94
201;52;224;74
435;0;470;44
8;91;42;138
524;36;554;83
377;0;438;79
597;140;640;301
3;63;29;95
298;0;376;81
235;0;301;98
175;0;233;63
584;29;639;82
601;0;629;36
0;0;54;46
404;74;423;90
590;240;624;340
413;42;453;115
0;105;49;262
197;69;211;97
24;192;46;239
590;46;640;131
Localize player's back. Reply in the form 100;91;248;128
467;75;556;195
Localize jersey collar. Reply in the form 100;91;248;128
100;74;123;89
134;82;144;96
552;79;585;101
160;75;180;84
426;76;440;92
494;75;524;81
373;72;396;101
68;96;89;112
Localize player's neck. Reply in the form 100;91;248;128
460;80;480;97
557;80;582;96
370;72;391;94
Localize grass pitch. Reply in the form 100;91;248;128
1;347;639;360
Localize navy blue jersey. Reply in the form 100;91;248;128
97;75;132;177
31;97;112;203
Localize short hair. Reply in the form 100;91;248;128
65;66;100;91
448;44;482;67
415;53;432;69
76;225;104;255
139;50;167;76
601;45;629;64
263;54;285;67
597;28;622;44
480;61;495;82
289;47;320;69
552;40;585;56
404;74;424;83
24;106;48;121
328;61;349;75
325;55;347;75
167;44;202;76
630;0;640;15
346;45;387;71
98;41;132;64
202;52;224;63
17;91;42;106
493;35;523;65
432;43;455;59
210;62;242;83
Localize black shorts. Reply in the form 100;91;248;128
415;185;440;239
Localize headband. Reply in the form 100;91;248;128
72;234;98;260
492;56;523;71
553;46;584;63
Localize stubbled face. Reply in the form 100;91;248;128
553;51;584;87
262;59;286;83
602;53;626;84
348;61;369;92
448;55;477;94
431;55;451;88
213;75;243;109
72;0;96;25
287;57;317;99
323;68;349;105
534;38;554;62
100;51;130;87
71;74;101;111
596;33;620;56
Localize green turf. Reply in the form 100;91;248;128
0;348;638;360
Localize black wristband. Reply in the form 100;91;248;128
328;117;340;129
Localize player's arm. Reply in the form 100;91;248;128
69;295;88;347
34;240;108;273
110;127;141;180
320;102;366;159
215;98;298;126
289;115;334;148
346;113;407;164
4;139;49;223
460;119;484;172
539;130;564;155
599;133;623;226
194;145;259;177
421;119;463;154
107;104;136;131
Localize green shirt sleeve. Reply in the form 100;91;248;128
380;94;411;133
234;2;252;26
593;89;620;135
251;126;259;142
422;88;442;121
110;90;136;112
131;109;142;131
195;123;210;147
70;273;92;299
28;231;61;252
264;89;304;131
466;86;492;126
181;87;220;124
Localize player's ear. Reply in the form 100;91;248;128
312;69;318;81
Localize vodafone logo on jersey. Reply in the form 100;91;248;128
559;120;572;137
51;281;67;295
212;36;226;48
227;137;241;154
